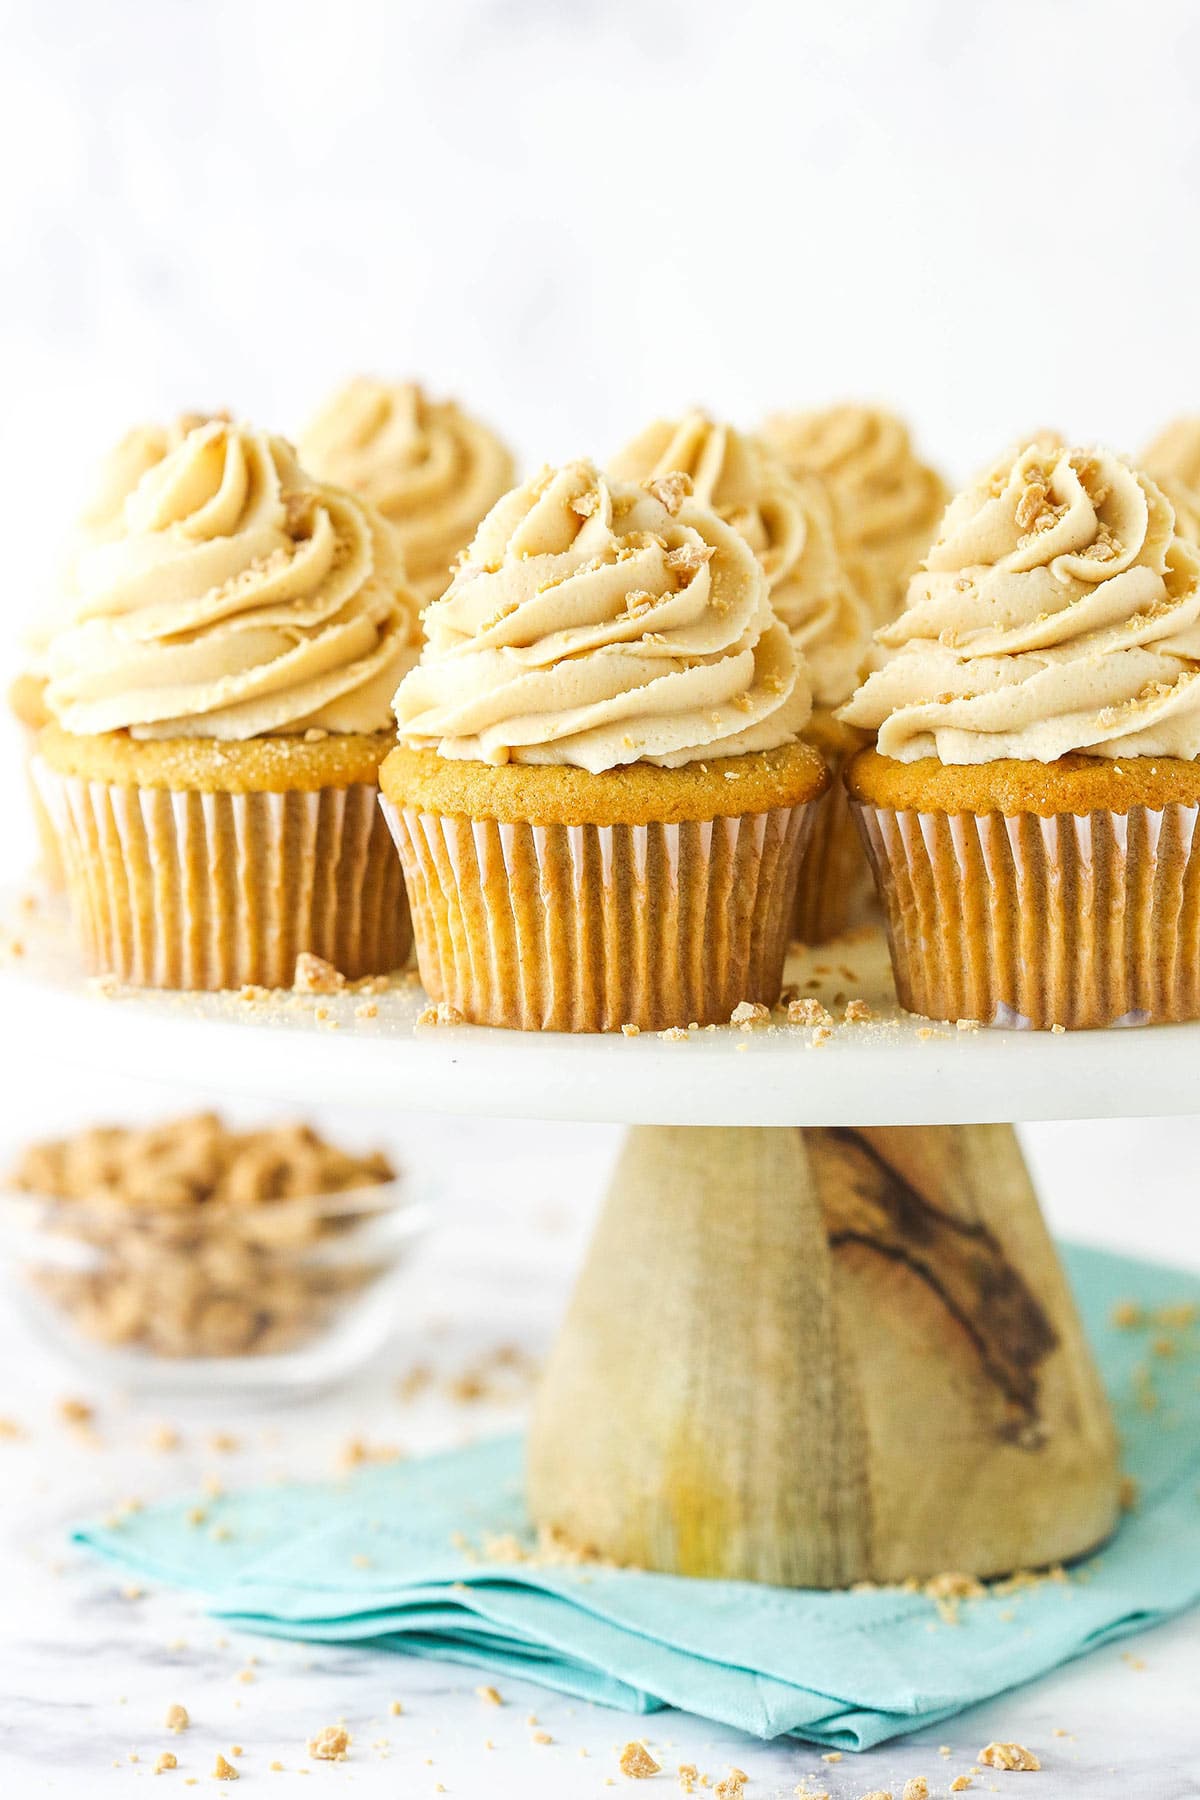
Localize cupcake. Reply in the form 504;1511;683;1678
380;459;828;1031
299;378;515;603
1142;417;1200;547
610;411;872;940
761;402;947;630
840;439;1200;1030
34;419;422;989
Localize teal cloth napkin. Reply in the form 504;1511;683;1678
75;1245;1200;1749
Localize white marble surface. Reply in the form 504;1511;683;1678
2;1104;1200;1796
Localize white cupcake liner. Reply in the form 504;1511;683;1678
33;759;410;989
854;799;1200;1029
381;799;816;1031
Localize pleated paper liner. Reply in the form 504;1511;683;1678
854;801;1200;1030
19;724;66;890
381;801;817;1032
791;753;876;944
32;761;411;990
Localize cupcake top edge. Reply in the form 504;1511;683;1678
839;439;1200;766
609;410;871;708
298;376;516;600
391;457;812;776
44;418;423;742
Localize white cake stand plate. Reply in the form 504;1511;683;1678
1;887;1198;1124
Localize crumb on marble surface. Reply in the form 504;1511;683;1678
619;1740;661;1778
978;1741;1040;1771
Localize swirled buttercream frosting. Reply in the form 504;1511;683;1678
609;412;869;706
838;441;1200;764
391;459;810;773
299;379;516;602
79;413;228;542
1142;417;1200;547
45;420;421;739
761;403;947;623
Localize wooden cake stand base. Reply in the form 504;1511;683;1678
528;1123;1119;1586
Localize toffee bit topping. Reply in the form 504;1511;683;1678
212;1753;239;1780
307;1725;351;1761
978;1742;1041;1772
645;471;693;515
618;1741;662;1778
165;1704;190;1733
570;488;601;519
666;540;714;582
1014;480;1048;531
293;952;346;994
788;997;832;1027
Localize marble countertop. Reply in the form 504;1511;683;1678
2;1112;1200;1798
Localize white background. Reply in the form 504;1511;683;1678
2;3;1200;1791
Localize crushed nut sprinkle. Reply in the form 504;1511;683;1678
416;1001;466;1027
978;1742;1040;1771
619;1741;662;1778
645;471;693;515
788;998;833;1027
666;541;714;582
292;952;346;994
307;1725;351;1761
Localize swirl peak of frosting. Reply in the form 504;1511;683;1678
46;420;421;740
79;412;230;544
299;378;516;602
609;411;869;706
392;458;810;773
761;403;947;626
1142;417;1200;548
839;440;1200;764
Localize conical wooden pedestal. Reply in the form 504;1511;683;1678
528;1124;1119;1586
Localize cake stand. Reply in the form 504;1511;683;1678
7;887;1188;1587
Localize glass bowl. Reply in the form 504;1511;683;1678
0;1171;427;1397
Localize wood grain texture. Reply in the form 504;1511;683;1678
527;1123;1118;1585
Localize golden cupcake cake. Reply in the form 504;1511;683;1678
299;378;515;603
840;438;1200;1030
610;410;872;940
761;402;947;629
1141;417;1200;546
34;418;422;989
380;458;828;1031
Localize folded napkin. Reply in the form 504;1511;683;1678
76;1245;1200;1749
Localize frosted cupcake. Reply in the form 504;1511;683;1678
299;379;515;602
380;459;828;1031
762;403;947;630
34;419;422;988
840;440;1200;1030
8;414;223;889
1142;417;1200;546
610;411;872;940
